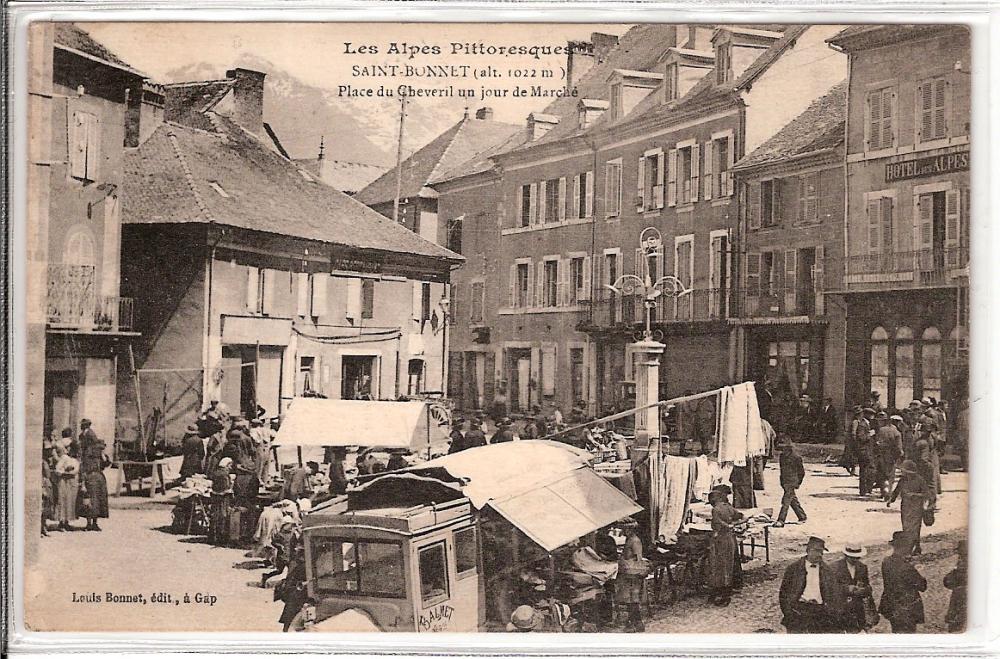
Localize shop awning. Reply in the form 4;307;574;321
488;468;642;552
221;315;293;345
273;397;448;450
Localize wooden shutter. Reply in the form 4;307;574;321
580;256;592;302
71;111;87;179
538;180;547;224
558;177;567;222
784;249;797;313
515;185;524;226
556;258;566;306
749;181;761;230
690;142;700;203
508;265;517;307
634;247;646;283
654;150;665;208
261;269;278;315
917;193;933;251
311;273;328;316
917;82;932;143
667;149;678;207
745;252;761;315
529;183;538;225
883;88;896;149
933;78;947;139
724;134;735;196
246;266;260;312
866;91;881;150
411;280;422;321
703;140;714;200
867;197;882;255
534;261;544;307
945;189;961;267
86;114;100;181
813;245;825;315
347;278;362;320
636;156;645;211
572;175;581;219
772;179;782;223
585;171;594;218
880;197;893;254
296;272;310;316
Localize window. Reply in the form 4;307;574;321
573;171;594;219
865;86;895;151
299;356;316;394
544;178;561;223
470;281;485;324
311;538;405;598
569;257;585;304
418;542;449;606
610;82;623;121
543;260;559;307
664;62;679;102
63;227;96;265
570;348;585;404
674;237;693;320
760;179;782;227
705;133;733;199
421;282;432;322
761;252;776;296
71;111;100;181
604;250;620;322
638;150;664;211
408;359;424;396
446;216;463;254
604;160;622;217
894;326;914;408
246;266;265;314
870;326;889;405
917;77;948;142
541;344;557;397
454;527;478;577
361;279;375;319
866;194;894;255
798;174;819;222
921;326;942;401
716;44;730;84
518;184;533;227
678;146;693;204
515;263;530;307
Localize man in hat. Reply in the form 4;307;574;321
492;418;516;443
875;410;903;500
779;536;845;633
465;416;488;449
915;399;942;495
773;440;807;527
818;397;839;444
521;415;541;440
888;459;931;556
891;414;915;464
180;422;206;479
833;541;875;632
879;531;927;633
868;391;883;413
944;539;967;633
856;408;878;496
448;418;469;454
506;604;544;632
328;448;349;496
840;405;862;475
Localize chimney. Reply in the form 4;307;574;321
125;81;165;147
226;67;266;135
566;39;595;91
591;32;620;63
526;112;559;141
474;107;494;121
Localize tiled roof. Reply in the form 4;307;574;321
355;116;521;206
54;23;145;76
827;24;956;49
733;80;846;170
430;128;531;185
123;115;461;264
296;158;389;194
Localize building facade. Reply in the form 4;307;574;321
440;24;847;419
43;25;147;443
120;68;461;445
828;25;970;411
730;82;848;415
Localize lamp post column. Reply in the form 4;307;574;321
632;336;664;542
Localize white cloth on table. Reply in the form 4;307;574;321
656;455;694;543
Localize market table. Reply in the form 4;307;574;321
114;460;168;497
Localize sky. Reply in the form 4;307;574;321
82;22;634;128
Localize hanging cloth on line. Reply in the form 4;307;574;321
654;455;694;544
717;382;767;466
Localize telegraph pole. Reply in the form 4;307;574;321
392;95;408;224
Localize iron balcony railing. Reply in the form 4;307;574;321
734;287;818;318
584;288;729;330
47;264;134;332
841;247;969;290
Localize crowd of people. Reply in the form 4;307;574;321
41;419;111;535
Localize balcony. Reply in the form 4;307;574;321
841;247;969;292
47;264;134;332
735;287;817;319
580;288;729;333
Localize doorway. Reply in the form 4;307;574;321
44;370;79;438
407;359;425;396
506;348;531;412
342;355;377;400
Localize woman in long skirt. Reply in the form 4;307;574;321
79;428;110;531
706;487;744;606
52;443;80;531
615;518;646;632
209;457;234;546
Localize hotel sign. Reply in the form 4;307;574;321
885;150;969;183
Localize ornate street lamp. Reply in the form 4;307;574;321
605;227;691;339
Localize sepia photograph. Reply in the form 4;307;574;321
17;19;971;637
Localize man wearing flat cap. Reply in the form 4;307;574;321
833;541;876;632
779;536;846;633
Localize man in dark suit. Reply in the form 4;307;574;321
465;416;488;449
180;423;206;479
880;531;928;633
832;541;876;632
779;536;846;633
492;418;516;443
773;441;806;527
818;398;839;443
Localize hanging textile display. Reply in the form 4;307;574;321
654;455;694;544
717;382;767;465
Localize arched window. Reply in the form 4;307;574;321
63;226;96;266
894;326;914;409
870;326;889;406
922;326;942;402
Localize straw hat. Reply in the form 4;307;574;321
506;605;543;632
843;541;867;558
806;536;826;551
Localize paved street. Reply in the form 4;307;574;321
26;459;967;633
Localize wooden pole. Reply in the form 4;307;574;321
391;95;408;224
128;343;146;455
426;403;432;461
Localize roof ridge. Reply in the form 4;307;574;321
163;78;234;88
165;129;216;222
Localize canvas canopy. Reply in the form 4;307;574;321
273;398;447;450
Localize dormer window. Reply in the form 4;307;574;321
716;43;731;84
578;98;609;129
607;69;663;122
664;63;679;101
610;82;624;121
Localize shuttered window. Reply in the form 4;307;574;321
865;86;895;151
917;77;948;142
605;161;622;217
71;110;100;181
